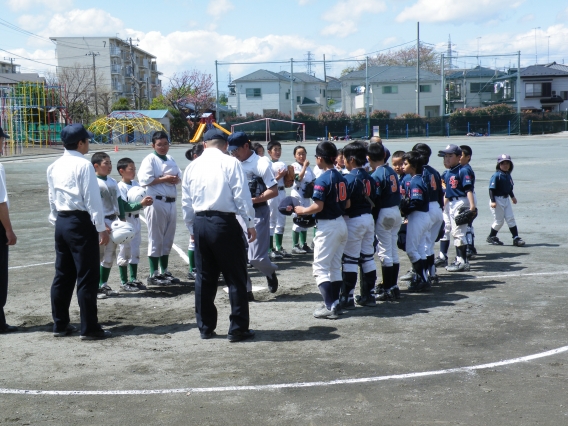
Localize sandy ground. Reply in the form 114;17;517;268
0;135;567;425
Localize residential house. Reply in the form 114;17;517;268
340;66;442;117
446;66;507;111
0;60;45;86
326;77;342;112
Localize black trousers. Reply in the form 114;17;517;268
51;211;101;335
194;213;249;334
0;222;8;328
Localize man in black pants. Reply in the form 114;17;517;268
47;124;111;340
182;129;257;342
0;126;18;334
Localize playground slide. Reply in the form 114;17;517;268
212;122;231;135
190;123;206;143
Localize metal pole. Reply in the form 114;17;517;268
323;54;327;112
290;58;294;121
416;21;420;116
440;53;445;116
517;51;521;135
365;56;369;137
87;52;99;116
215;60;220;124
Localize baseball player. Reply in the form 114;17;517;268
294;141;349;319
400;151;430;292
487;154;525;246
459;145;478;259
368;142;402;301
435;168;451;267
185;142;204;280
267;141;290;259
138;131;182;286
335;148;349;175
340;142;376;309
438;144;476;272
228;132;279;295
116;157;154;290
413;143;444;284
91;152;124;298
291;145;315;254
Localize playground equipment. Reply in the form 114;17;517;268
189;112;230;143
88;111;167;145
230;118;305;142
0;82;67;153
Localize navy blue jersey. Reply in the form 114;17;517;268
489;170;514;198
399;173;411;199
344;168;375;218
444;165;473;198
312;168;349;220
405;174;429;213
422;165;444;208
460;163;476;191
440;169;448;195
371;165;400;209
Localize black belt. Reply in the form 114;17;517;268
278;186;285;190
57;210;89;218
105;214;117;220
447;196;463;201
127;213;140;218
156;196;175;202
196;211;235;217
253;202;268;208
495;195;508;198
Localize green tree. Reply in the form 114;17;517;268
111;97;131;111
218;92;228;106
149;95;188;142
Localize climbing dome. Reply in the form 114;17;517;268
88;111;167;145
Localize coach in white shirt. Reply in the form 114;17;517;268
47;124;111;340
182;129;256;342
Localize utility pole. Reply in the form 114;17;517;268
416;22;420;116
365;56;370;137
290;58;294;121
3;57;16;73
533;27;540;64
323;54;327;111
128;38;137;108
86;51;100;116
215;60;220;124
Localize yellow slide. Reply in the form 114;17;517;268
212;122;231;135
190;123;206;143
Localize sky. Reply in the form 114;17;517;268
1;0;567;94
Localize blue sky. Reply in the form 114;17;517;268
1;0;567;94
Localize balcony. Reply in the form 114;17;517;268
111;64;121;74
150;62;157;71
110;47;121;57
140;59;149;69
112;82;123;92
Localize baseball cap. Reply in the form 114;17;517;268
278;196;301;216
437;144;462;157
497;154;512;163
203;128;227;142
384;146;391;162
227;131;250;153
61;123;90;147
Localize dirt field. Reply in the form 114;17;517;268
0;135;567;425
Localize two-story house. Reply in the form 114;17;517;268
445;66;507;111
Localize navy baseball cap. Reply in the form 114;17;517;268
384;146;391;162
0;126;8;139
278;196;301;216
497;154;512;163
437;144;462;157
227;131;250;152
61;123;90;146
203;129;227;142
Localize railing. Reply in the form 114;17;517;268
111;64;121;74
112;82;122;92
110;47;121;56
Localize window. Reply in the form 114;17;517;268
419;85;431;93
561;91;568;100
526;82;552;97
285;92;289;100
246;88;261;98
382;86;398;94
470;83;493;93
323;89;326;98
297;96;301;103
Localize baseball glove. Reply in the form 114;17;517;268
399;197;411;217
454;206;478;226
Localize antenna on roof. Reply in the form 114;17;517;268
305;51;315;77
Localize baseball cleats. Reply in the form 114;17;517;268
466;246;477;260
266;272;278;293
301;244;313;254
279;248;291;258
162;271;180;284
446;261;470;272
486;236;504;245
269;250;283;260
292;244;307;255
147;272;169;286
313;304;339;319
120;282;140;292
130;280;147;290
97;284;119;299
187;271;197;281
53;324;78;337
400;270;414;281
406;278;426;292
434;256;448;267
513;237;526;247
339;296;356;310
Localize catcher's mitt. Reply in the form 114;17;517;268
397;223;407;252
399;197;411;217
454;206;478;226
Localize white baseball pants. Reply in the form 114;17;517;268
490;196;516;230
313;217;347;285
406;211;429;263
145;199;177;257
343;214;376;273
375;206;402;267
117;215;141;266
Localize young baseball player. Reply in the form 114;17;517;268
368;142;402;301
391;151;406;179
438;144;476;272
395;149;415;283
460;145;478;259
400;151;430;291
435;168;451;267
267;141;289;259
92;152;124;298
487;154;525;247
185;142;204;279
294;141;349;319
413;143;444;284
252;143;265;157
291;145;315;254
339;142;376;309
335;148;349;175
116;158;154;290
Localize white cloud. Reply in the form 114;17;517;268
321;0;387;38
396;0;524;24
206;0;234;18
39;8;124;37
7;0;73;12
17;14;47;31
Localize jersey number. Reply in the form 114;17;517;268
336;182;347;201
363;179;371;196
389;175;398;193
449;176;458;189
430;174;437;190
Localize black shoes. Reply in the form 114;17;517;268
0;324;18;333
80;329;112;341
267;272;278;293
227;329;255;342
247;291;255;302
200;331;217;340
53;324;78;337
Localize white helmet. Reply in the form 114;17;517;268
127;186;147;205
110;221;135;245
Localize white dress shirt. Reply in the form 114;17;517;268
138;152;181;198
0;164;9;208
240;151;277;190
47;149;106;232
182;147;255;230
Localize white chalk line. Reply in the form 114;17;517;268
470;271;568;280
139;215;189;264
1;345;567;396
8;261;54;270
